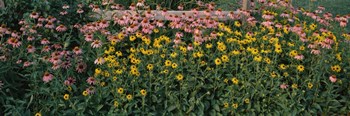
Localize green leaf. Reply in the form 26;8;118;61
96;104;104;111
167;105;176;112
213;104;220;111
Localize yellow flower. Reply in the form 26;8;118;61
214;58;222;65
171;63;178;69
279;64;287;70
140;89;147;96
114;101;119;107
234;21;241;27
63;94;69;100
160;54;166;58
147;64;154;70
95;68;102;74
205;43;213;49
126;94;133;100
231;77;239;85
117;88;124;94
292;83;298;89
153;28;159;33
115;51;122;56
244;99;250;104
67;86;72;91
308;82;313;89
224;102;229;108
165;60;172;67
336;53;342;61
289;50;298;57
35;112;42;116
232;103;238;109
297;65;304;72
176;74;184;81
170;52;177;58
221;55;229;62
82;90;88;96
270;71;277;78
224;78;228;83
231;50;240;55
331;65;341;72
217;32;224;37
253;55;262;62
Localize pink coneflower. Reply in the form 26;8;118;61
329;75;337;83
91;39;102;48
61;61;71;69
56;24;67;32
340;20;347;27
46;16;57;22
86;77;96;85
64;77;76;86
52;44;62;49
38;16;45;22
41;45;51;52
30;12;39;19
294;54;304;60
11;39;22;48
92;5;101;12
72;46;82;55
94;57;105;65
311;49;321;55
178;4;184;10
50;56;62;64
280;83;288;89
86;86;96;94
77;9;84;14
62;4;70;9
37;21;43;27
45;22;55;29
129;3;136;10
52;63;60;70
187;44;193;51
23;61;32;67
43;72;54;83
41;38;50;45
26;45;36;53
173;37;182;45
60;11;68;15
75;62;87;73
84;33;93;42
99;20;109;28
16;59;22;64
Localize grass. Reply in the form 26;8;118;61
292;0;350;15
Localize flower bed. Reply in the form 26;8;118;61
1;0;350;115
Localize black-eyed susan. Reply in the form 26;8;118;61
253;55;262;62
297;65;304;72
140;89;147;96
35;112;42;116
117;88;124;94
231;77;239;85
221;55;229;62
232;103;238;109
307;82;313;89
63;94;69;100
171;63;178;69
126;94;133;100
114;101;119;107
331;65;341;72
82;90;88;96
214;58;222;65
292;83;298;89
224;102;229;108
147;64;154;70
205;43;213;49
176;74;184;81
244;99;250;104
165;60;172;67
279;64;287;70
